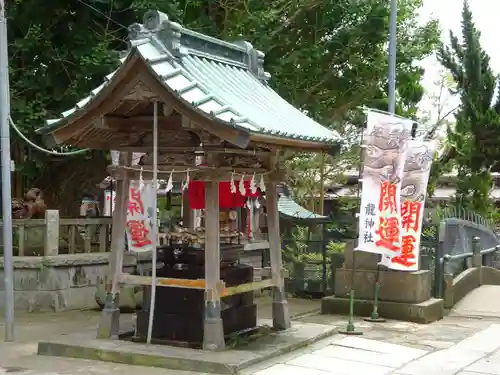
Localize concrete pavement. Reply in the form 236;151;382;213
451;284;500;318
0;295;500;374
250;323;500;375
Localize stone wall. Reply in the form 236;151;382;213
0;252;152;312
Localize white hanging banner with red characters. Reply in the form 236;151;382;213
104;190;116;217
125;180;155;253
357;110;413;257
379;139;436;271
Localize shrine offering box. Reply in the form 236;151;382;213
158;244;243;266
136;245;257;346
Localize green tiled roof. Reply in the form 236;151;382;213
278;195;329;222
37;10;340;145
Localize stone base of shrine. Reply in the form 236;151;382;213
321;295;444;324
333;268;433;304
0;252;151;312
324;247;444;323
37;319;337;374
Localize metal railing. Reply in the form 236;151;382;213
434;233;500;298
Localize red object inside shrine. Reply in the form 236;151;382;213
188;181;260;209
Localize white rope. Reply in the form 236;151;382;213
9;116;89;156
120;165;274;176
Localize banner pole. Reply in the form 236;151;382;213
146;100;159;344
339;116;366;336
365;264;386;322
339;246;363;335
365;0;397;324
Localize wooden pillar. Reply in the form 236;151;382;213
203;180;225;350
97;152;131;339
265;181;291;330
182;191;191;228
249;200;254;241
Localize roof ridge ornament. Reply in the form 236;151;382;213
127;10;171;42
143;10;170;32
233;41;269;82
128;23;150;41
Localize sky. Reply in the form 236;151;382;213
419;0;499;121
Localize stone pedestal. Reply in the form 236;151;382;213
334;268;432;303
321;242;444;323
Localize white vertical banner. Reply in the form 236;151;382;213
125;180;155;253
380;139;436;271
110;150;144;166
104;190;116;217
357;110;413;259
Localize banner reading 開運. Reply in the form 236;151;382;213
379;139;436;271
357;110;413;259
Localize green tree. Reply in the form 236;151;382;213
7;0;181;213
420;68;457;199
8;0;123;212
437;0;500;216
7;0;439;213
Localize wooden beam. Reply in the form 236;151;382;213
266;180;291;330
119;273;211;290
109;153;132;295
118;273;283;296
203;180;225;350
97;151;131;339
251;133;335;151
116;146;271;157
95;115;182;132
112;100;143;116
254;267;289;279
221;279;274;297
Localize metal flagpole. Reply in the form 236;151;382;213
366;0;398;323
388;0;398;113
339;121;365;336
0;0;15;342
146;100;159;344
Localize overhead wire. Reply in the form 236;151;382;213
8;0;128;157
9;116;89;156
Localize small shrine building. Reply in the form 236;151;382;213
36;10;340;350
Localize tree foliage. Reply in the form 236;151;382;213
7;0;438;213
437;0;500;216
421;69;456;199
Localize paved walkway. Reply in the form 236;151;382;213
451;285;500;318
0;296;500;374
250;323;500;375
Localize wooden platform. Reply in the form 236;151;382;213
37;319;337;374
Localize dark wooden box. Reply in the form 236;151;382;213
136;303;257;345
136;263;256;344
159;244;244;266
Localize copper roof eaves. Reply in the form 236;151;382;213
37;35;339;145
